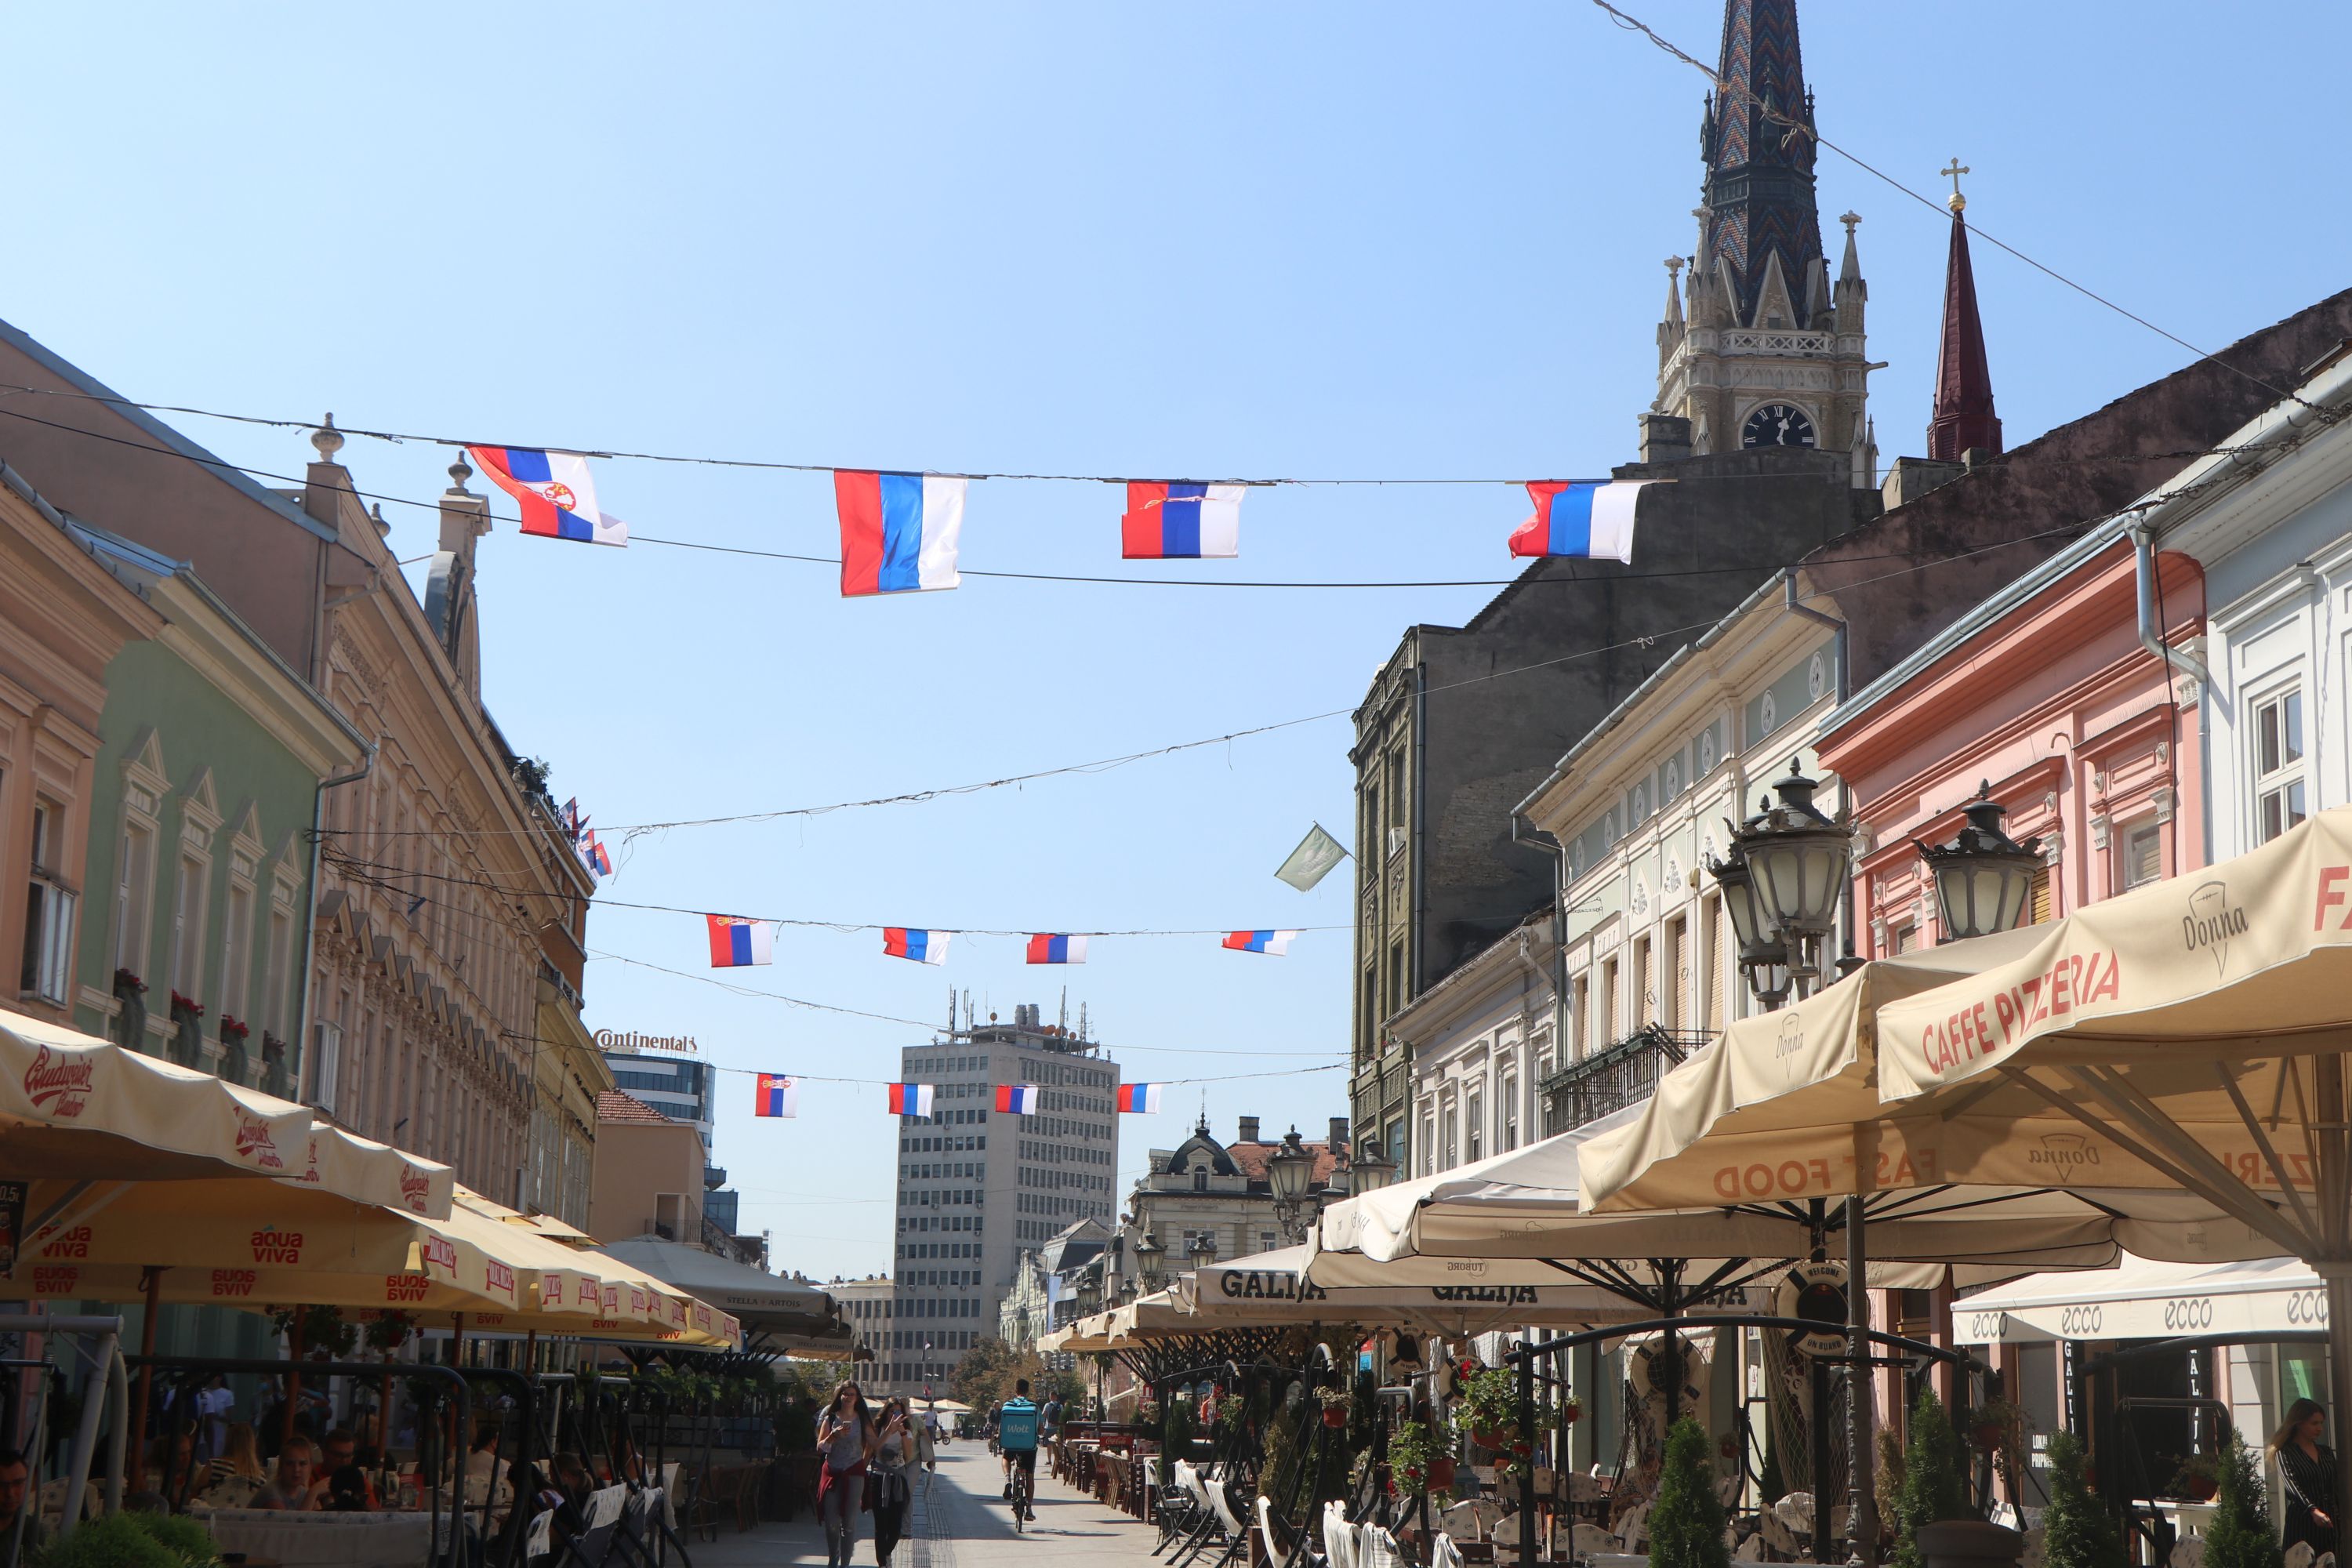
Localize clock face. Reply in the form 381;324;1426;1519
1742;403;1818;448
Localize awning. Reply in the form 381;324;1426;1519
1951;1254;2332;1346
1190;1243;1725;1331
0;1007;452;1216
593;1236;839;1346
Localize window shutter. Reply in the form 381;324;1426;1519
2029;864;2053;925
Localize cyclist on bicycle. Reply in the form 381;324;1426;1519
994;1380;1040;1521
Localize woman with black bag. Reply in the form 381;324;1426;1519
869;1397;934;1566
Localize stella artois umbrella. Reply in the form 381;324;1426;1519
1575;935;2285;1269
1866;804;2352;1520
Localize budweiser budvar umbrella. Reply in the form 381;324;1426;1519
1867;804;2352;1518
0;1009;452;1218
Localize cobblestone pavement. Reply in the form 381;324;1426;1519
685;1440;1164;1568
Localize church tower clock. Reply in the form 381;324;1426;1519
1650;0;1875;485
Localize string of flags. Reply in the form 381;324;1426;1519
561;799;614;883
705;917;1306;970
471;444;1664;584
751;1076;1167;1120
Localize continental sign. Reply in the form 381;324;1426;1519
595;1031;699;1054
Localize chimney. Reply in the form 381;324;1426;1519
1327;1116;1351;1156
1639;413;1693;465
1236;1115;1261;1145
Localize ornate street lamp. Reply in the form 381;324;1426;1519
1915;783;2041;942
1715;760;1857;1007
1266;1128;1319;1245
1346;1140;1398;1196
1134;1231;1164;1292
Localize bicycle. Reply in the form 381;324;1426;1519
1010;1458;1033;1532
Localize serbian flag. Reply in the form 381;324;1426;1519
995;1084;1040;1115
706;915;775;968
1025;934;1088;965
754;1073;799;1118
884;927;949;966
578;831;613;880
466;446;629;546
1116;1083;1163;1114
836;471;967;596
1508;480;1657;564
886;1083;936;1117
1122;482;1243;560
1222;930;1299;956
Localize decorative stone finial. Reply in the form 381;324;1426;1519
370;503;389;537
310;415;344;463
447;452;474;492
1665;256;1685;279
1940;158;1969;213
1840;211;1861;237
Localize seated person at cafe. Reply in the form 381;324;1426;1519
322;1467;375;1513
0;1449;45;1566
251;1438;322;1512
306;1429;376;1511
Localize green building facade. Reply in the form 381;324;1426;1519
67;523;365;1091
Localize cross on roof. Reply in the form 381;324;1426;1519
1941;158;1970;213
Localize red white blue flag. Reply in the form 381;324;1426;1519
706;916;775;968
886;1083;936;1117
467;446;629;547
1122;482;1243;560
754;1074;798;1118
995;1084;1040;1115
1025;934;1088;965
1115;1083;1162;1114
579;831;613;880
1222;930;1299;956
1508;480;1656;564
884;928;949;965
836;472;967;596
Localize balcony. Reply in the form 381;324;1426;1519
1540;1024;1711;1137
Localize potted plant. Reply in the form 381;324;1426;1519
1319;1389;1352;1430
2201;1432;2278;1568
169;991;205;1068
218;1014;252;1086
1969;1398;2027;1454
111;969;149;1051
2039;1432;2126;1568
1455;1367;1554;1456
2169;1453;2220;1503
271;1304;356;1357
365;1309;416;1353
1387;1418;1442;1498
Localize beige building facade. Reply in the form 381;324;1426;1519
586;1091;709;1246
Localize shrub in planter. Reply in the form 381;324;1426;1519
2040;1432;2126;1568
2168;1453;2220;1502
1650;1416;1730;1568
2201;1430;2280;1568
1891;1387;1973;1568
1387;1418;1444;1498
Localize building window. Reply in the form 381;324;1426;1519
1466;1087;1484;1164
1386;939;1406;1015
1571;973;1591;1059
1421;1116;1436;1178
1500;1074;1518;1152
2122;823;2163;891
1386;750;1406;830
169;852;209;1000
1258;1230;1276;1253
2253;688;2307;844
1633;938;1654;1027
113;819;156;978
220;878;255;1022
21;801;75;1006
1701;895;1724;1032
1441;1105;1457;1171
1599;958;1619;1045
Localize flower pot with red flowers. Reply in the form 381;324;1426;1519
1454;1367;1557;1465
2169;1454;2220;1501
111;969;149;1051
1386;1419;1444;1499
1319;1391;1352;1430
218;1014;252;1087
168;992;206;1069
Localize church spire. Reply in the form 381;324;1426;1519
1927;162;2002;462
1698;0;1824;328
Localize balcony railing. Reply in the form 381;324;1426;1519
1539;1024;1711;1137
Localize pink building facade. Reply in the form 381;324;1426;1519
1817;536;2205;960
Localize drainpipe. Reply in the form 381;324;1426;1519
295;746;376;1109
1512;811;1570;1090
1780;577;1853;962
2129;523;2212;692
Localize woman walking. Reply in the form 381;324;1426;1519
870;1398;935;1567
816;1381;878;1567
2274;1398;2339;1559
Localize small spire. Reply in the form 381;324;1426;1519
1838;212;1863;283
1940;158;1969;214
369;502;390;538
1928;178;2002;463
447;452;474;492
1663;257;1686;326
310;414;344;463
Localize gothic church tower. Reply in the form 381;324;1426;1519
1652;0;1875;485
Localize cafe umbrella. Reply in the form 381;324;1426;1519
1865;803;2352;1527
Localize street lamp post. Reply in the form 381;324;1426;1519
1715;760;1857;1009
1265;1127;1319;1245
1346;1140;1398;1196
1915;783;2042;941
1134;1232;1164;1294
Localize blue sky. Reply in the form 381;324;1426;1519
7;2;2348;1281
